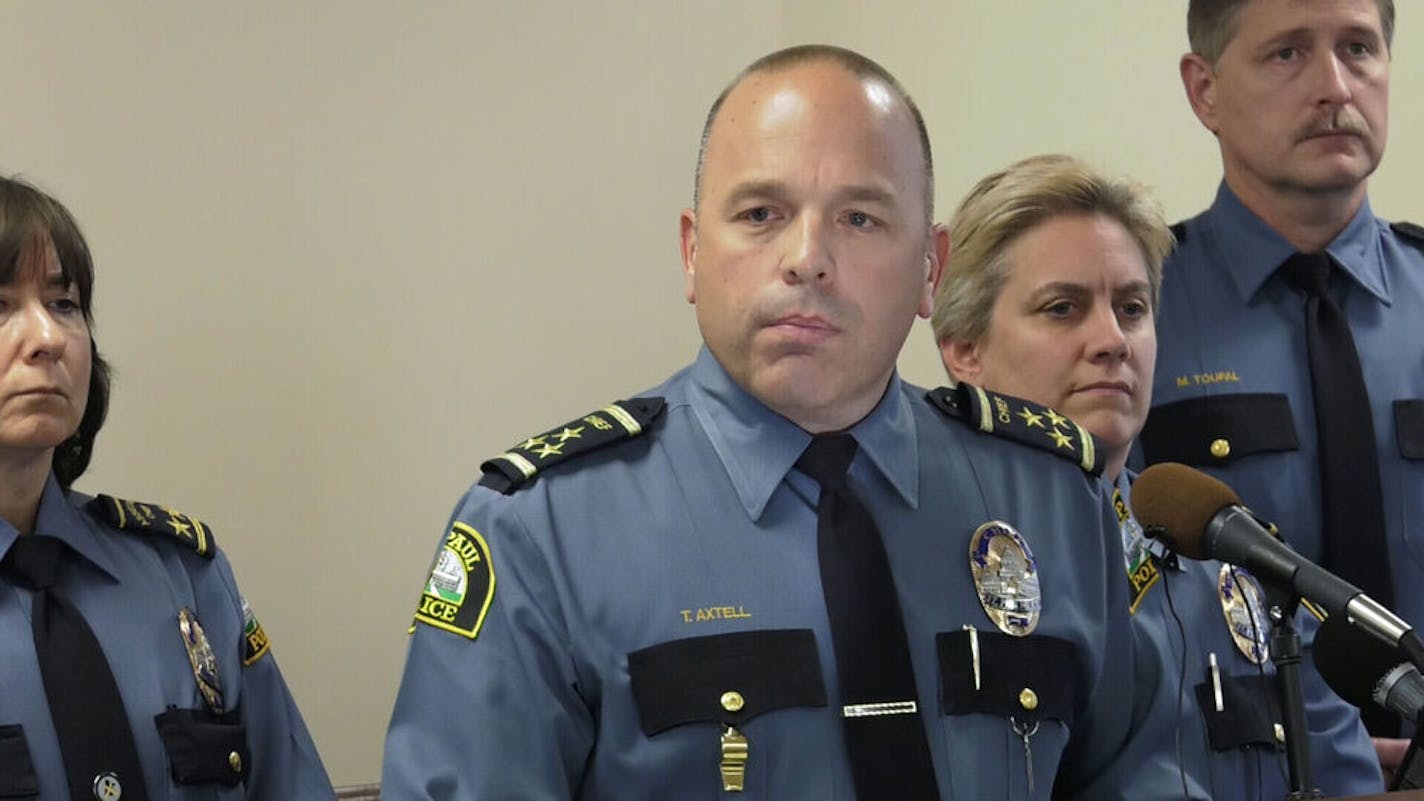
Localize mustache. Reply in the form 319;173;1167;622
1295;109;1369;142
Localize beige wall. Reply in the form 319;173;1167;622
3;1;1419;785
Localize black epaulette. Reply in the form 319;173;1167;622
1392;221;1424;246
1169;221;1187;245
926;384;1104;476
478;397;667;494
85;494;217;558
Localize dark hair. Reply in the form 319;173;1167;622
0;176;111;488
1188;0;1395;64
693;44;934;222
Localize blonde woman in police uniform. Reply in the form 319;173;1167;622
933;153;1381;799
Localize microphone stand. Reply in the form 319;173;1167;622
1263;585;1321;800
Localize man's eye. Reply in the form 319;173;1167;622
1273;47;1300;62
1043;300;1074;317
846;211;874;229
741;207;773;223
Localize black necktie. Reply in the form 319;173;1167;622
797;435;940;801
4;535;151;801
1281;253;1396;736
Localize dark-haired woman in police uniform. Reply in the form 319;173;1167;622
0;176;334;800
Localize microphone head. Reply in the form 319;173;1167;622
1314;613;1407;711
1130;462;1241;560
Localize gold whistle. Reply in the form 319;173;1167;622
720;725;749;792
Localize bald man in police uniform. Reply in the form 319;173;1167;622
1141;0;1420;776
383;46;1150;800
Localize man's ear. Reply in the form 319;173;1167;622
1180;52;1221;133
679;209;697;304
938;336;984;385
918;223;951;319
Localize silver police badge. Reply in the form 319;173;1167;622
1217;565;1269;664
178;607;224;713
969;521;1041;636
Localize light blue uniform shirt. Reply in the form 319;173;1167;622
0;475;335;800
1142;182;1408;794
384;348;1158;800
1114;472;1382;800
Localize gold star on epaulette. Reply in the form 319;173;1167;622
553;426;584;443
1018;407;1045;428
167;513;194;540
1048;429;1074;449
519;435;548;450
1045;409;1069;429
533;442;565;459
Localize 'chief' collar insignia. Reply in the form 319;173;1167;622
969;521;1041;636
478;398;666;494
86;495;216;558
927;384;1103;475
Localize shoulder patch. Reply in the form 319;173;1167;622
926;384;1104;476
413;522;495;638
240;596;271;666
86;495;216;558
1392;221;1424;246
477;397;666;494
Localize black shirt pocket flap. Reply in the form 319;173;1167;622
937;630;1077;727
628;629;827;735
153;708;249;786
1395;400;1424;459
0;725;38;798
1194;673;1282;751
1141;394;1298;466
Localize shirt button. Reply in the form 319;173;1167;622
1018;688;1039;711
229;750;243;773
92;772;122;801
721;691;745;712
1210;438;1231;459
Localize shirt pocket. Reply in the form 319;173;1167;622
1193;672;1283;752
936;630;1078;801
628;628;828;798
1141;394;1299;466
153;708;248;799
1391;400;1424;567
0;724;38;797
1394;400;1424;460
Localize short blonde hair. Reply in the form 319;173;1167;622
931;154;1173;346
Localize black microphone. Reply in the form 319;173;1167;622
1131;462;1418;658
1314;614;1424;724
1316;615;1424;790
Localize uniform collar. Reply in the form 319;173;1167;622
687;346;919;521
1204;182;1389;305
5;475;124;582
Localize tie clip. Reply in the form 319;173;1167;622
842;700;917;718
